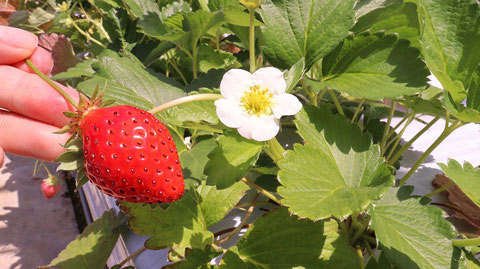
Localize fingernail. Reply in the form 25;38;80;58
0;25;38;49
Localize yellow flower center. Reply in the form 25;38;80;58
240;85;273;116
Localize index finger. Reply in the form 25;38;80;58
0;26;38;65
0;65;79;128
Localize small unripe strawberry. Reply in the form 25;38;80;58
41;176;61;199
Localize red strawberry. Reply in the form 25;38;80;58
80;105;184;203
41;176;61;199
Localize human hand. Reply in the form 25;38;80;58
0;26;79;167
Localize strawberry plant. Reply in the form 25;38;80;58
11;0;480;268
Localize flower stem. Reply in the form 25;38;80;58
26;59;79;110
351;98;365;123
424;181;454;198
380;101;396;155
216;193;258;244
248;7;256;73
117;246;147;267
266;138;285;163
452;237;480;247
148;94;222;114
192;44;198;79
388;116;440;166
241;177;281;205
385;114;414;162
329;90;344;116
399;120;463;186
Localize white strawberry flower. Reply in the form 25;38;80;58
215;67;302;141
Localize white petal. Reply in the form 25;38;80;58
271;93;303;118
215;98;248;128
427;72;444;90
220;69;253;100
237;115;280;142
252;67;287;95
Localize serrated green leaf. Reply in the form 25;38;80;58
438;159;480;207
165;98;225;132
442;91;480;124
418;0;480;103
123;0;161;19
259;0;356;69
42;209;123;269
224;6;263;27
180;138;218;185
205;131;264;189
165;246;222;268
52;59;96;80
322;32;428;100
468;66;480;111
370;186;457;269
208;0;237;10
77;50;185;110
120;181;248;256
354;0;399;18
365;251;395;269
222;207;360;268
197;44;241;73
285;58;305;93
278;106;394;220
352;1;421;48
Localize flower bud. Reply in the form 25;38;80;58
239;0;264;9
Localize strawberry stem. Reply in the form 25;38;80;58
241;177;281;205
25;59;79;110
148;94;222;114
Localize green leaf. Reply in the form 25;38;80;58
322;32;428;100
208;0;237;10
87;0;120;10
354;0;399;18
224;6;263;27
77;49;185;110
205;131;264;189
284;58;305;93
165;97;225;132
365;251;395;269
352;1;421;48
197;44;241;73
442;91;480;124
438;159;480;207
42;210;123;269
179;138;218;186
259;0;356;69
418;0;480;103
370;186;458;269
467;66;480;111
123;0;161;19
120;181;248;256
166;246;222;268
52;59;96;80
278;106;394;220
222;207;360;268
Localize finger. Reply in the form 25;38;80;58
0;26;38;65
0;146;4;167
0;66;79;128
11;46;54;76
0;111;69;162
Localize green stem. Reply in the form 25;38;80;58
118;246;147;267
148;94;222;114
452;237;480;247
248;7;256;73
301;79;317;106
387;112;414;139
216;193;259;244
360;234;377;245
167;51;188;85
351;215;370;244
70;19;105;47
424;181;455;198
380;101;396;155
26;60;79;110
192;44;198;79
399;120;463;186
351;98;365;123
329;90;344;116
388;116;440;166
385;115;414;161
338;220;348;237
266;138;285;163
356;245;365;269
241;177;281;205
